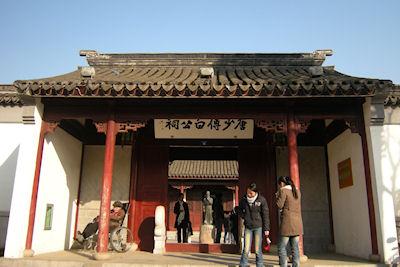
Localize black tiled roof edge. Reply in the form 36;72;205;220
13;50;394;98
385;85;400;107
0;85;24;106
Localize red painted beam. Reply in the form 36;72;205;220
97;119;117;253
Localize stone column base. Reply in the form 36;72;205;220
300;254;308;263
369;254;381;262
130;242;138;252
93;252;110;260
23;249;34;257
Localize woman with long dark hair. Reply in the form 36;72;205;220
276;176;303;267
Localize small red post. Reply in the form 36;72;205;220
97;119;117;254
287;113;305;257
235;185;239;207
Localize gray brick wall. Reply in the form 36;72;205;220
276;146;332;253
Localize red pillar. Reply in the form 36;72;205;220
235;185;239;207
25;123;47;253
359;117;379;255
25;122;57;255
97;119;117;254
128;139;138;243
287;113;305;257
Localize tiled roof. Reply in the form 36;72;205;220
13;50;392;98
0;85;23;106
385;85;400;107
168;160;239;180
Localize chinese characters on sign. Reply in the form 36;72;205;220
154;119;254;139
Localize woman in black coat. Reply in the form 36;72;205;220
174;193;190;243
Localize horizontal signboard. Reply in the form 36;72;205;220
154;119;254;139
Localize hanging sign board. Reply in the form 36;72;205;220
154;119;254;139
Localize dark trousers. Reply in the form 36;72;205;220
82;222;98;239
214;223;222;243
177;225;188;243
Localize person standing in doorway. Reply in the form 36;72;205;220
213;193;224;243
276;176;303;267
174;193;190;243
239;183;270;267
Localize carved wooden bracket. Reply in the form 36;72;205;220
94;122;107;133
345;119;360;134
255;120;286;133
117;122;146;133
95;121;146;134
297;119;311;134
256;119;310;134
225;186;237;191
171;185;193;191
43;122;59;134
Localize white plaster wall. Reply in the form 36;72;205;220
77;145;131;232
30;127;82;255
327;129;372;259
366;103;400;264
0;123;23;251
4;104;43;258
276;146;331;253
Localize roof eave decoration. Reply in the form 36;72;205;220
13;50;394;98
385;85;400;107
0;85;24;106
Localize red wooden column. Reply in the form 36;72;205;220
128;138;138;243
287;113;307;260
357;117;379;256
96;119;117;256
25;122;58;257
235;185;239;207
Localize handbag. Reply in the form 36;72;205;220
263;237;271;253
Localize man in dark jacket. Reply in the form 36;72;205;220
238;183;270;267
174;193;190;243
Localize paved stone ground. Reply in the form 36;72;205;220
0;250;387;267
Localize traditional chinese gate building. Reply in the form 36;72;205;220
1;50;399;263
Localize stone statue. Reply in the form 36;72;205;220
202;191;214;225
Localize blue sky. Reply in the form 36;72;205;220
0;0;399;84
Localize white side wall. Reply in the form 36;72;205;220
366;103;400;264
31;127;82;255
0;123;24;252
77;145;131;232
327;129;372;259
4;104;43;258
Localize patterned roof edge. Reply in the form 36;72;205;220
168;160;239;180
385;85;400;107
0;85;24;106
14;80;391;98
